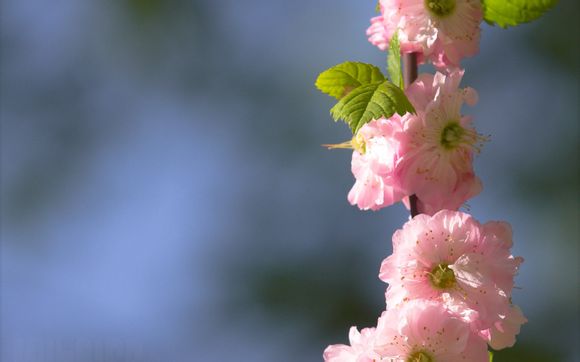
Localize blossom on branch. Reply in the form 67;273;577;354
324;300;489;361
374;300;489;361
346;116;407;211
397;70;484;214
368;0;483;69
347;70;483;215
379;210;525;340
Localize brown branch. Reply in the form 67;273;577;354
403;53;420;217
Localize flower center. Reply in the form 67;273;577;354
440;121;465;150
428;263;456;290
407;350;434;362
424;0;456;18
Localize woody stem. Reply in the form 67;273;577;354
403;53;420;217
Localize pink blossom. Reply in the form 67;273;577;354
344;71;482;214
380;210;523;330
347;117;407;211
374;300;489;361
368;0;483;69
323;326;380;362
481;304;528;350
397;70;483;215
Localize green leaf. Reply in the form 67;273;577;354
387;29;403;89
315;62;385;100
330;80;416;133
375;0;380;13
483;0;558;28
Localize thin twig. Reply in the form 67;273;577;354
403;53;419;217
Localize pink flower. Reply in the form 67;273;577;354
368;0;483;69
374;300;489;361
323;326;380;362
343;71;483;214
397;70;483;215
347;117;407;211
481;304;528;350
380;210;523;330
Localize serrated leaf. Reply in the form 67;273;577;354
387;29;403;89
483;0;558;28
330;80;415;133
315;62;385;100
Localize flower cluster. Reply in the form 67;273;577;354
317;0;542;360
324;211;526;361
348;70;484;215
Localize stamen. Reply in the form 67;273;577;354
407;350;434;362
462;128;490;154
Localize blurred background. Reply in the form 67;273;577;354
0;0;578;361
